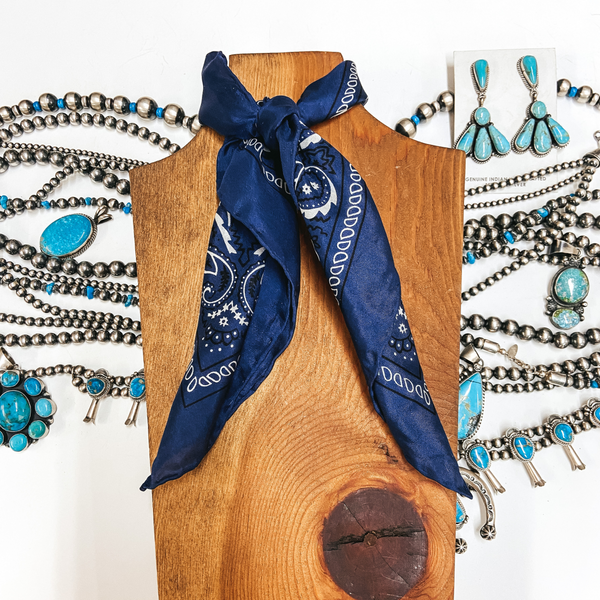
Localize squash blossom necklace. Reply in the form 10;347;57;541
397;72;600;552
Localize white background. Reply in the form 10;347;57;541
2;1;600;599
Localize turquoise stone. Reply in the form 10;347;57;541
474;107;490;126
458;372;483;440
129;376;146;399
473;59;488;91
515;119;535;151
547;117;570;146
530;101;547;118
0;391;31;432
469;445;490;470
0;430;3;444
456;124;476;154
40;214;93;258
456;501;466;525
86;377;106;396
24;377;43;396
474;127;492;161
554;267;589;304
1;370;20;388
9;433;28;452
28;420;47;440
554;422;573;443
35;398;55;418
488;125;510;155
521;55;538;87
533;121;552;154
551;308;580;330
514;436;534;461
595;407;600;423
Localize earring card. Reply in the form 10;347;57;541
454;48;559;195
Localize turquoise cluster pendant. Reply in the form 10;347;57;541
545;242;589;330
513;55;569;156
0;349;55;451
455;59;510;163
40;206;112;259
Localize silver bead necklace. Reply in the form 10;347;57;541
0;91;199;450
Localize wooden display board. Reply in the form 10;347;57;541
131;51;465;600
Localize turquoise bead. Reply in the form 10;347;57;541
456;124;476;154
530;101;546;118
553;267;589;304
515;119;535;151
547;117;570;146
472;59;488;91
35;398;55;418
129;376;146;400
86;286;95;300
1;370;20;387
474;107;490;126
0;391;31;432
521;55;538;87
28;420;47;440
87;377;106;396
24;377;43;396
554;422;573;444
504;231;514;243
456;501;466;525
488;125;510;155
514;436;534;461
467;251;476;264
469;445;490;470
537;208;549;218
474;127;492;162
40;214;93;258
9;433;28;452
533;121;552;154
551;308;580;330
458;372;483;440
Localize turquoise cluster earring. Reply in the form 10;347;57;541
512;55;570;156
455;59;511;163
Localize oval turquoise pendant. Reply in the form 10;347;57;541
40;214;96;258
552;267;589;305
129;376;146;400
551;308;580;330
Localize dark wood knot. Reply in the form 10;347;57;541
322;488;428;600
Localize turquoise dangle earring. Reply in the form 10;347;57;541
513;55;570;156
455;59;511;163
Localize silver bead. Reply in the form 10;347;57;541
18;100;35;116
39;93;58;112
0;106;15;123
395;118;416;138
437;91;454;112
190;114;202;135
136;97;157;120
557;79;571;97
416;102;434;121
113;96;131;115
163;103;184;127
64;92;82;111
89;92;106;112
576;86;593;103
589;93;600;107
148;132;160;145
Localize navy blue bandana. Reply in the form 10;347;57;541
141;52;470;498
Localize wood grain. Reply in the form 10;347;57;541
130;51;465;600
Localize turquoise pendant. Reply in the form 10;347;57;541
462;438;505;494
0;350;55;451
458;372;484;440
454;59;510;163
587;399;600;428
456;497;468;530
125;370;146;426
506;429;546;487
82;369;113;424
546;264;589;330
547;415;586;470
40;206;112;258
513;55;569;155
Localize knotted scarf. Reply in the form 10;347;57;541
141;51;470;498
